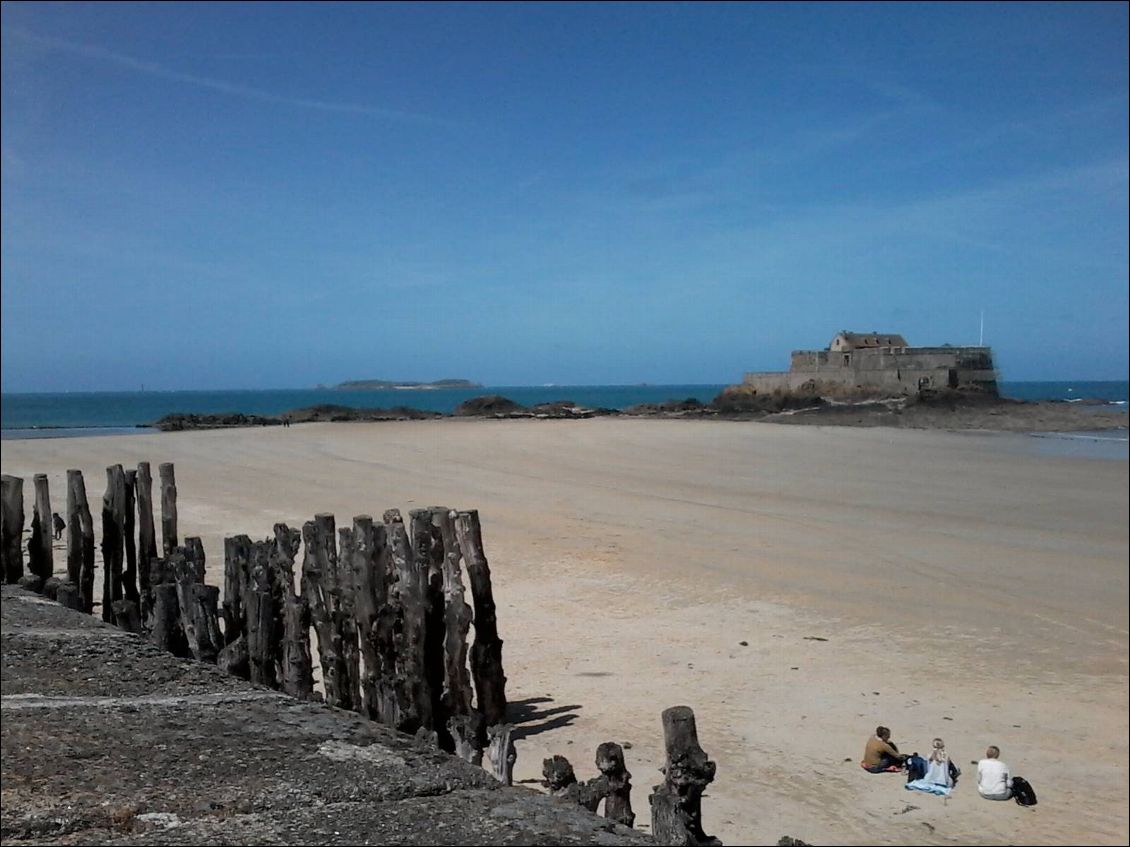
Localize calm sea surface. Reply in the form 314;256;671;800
1;381;1125;438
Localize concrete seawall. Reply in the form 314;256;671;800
0;586;645;845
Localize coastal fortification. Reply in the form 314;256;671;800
739;330;998;399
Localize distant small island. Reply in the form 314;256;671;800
333;378;483;391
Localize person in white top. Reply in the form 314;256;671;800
977;745;1012;800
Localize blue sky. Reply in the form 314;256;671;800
2;2;1126;391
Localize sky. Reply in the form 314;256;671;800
1;2;1127;392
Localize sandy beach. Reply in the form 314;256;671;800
2;418;1126;845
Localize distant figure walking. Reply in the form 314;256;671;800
861;726;906;773
51;512;66;541
977;745;1012;800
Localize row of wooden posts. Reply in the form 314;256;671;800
0;463;723;846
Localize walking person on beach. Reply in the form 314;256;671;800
861;726;906;773
51;512;65;541
977;745;1012;800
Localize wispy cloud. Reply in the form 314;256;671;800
9;27;443;124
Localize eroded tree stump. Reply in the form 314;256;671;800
596;741;635;827
65;470;95;613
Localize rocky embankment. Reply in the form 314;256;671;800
152;390;1127;433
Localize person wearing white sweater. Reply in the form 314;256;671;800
977;745;1013;800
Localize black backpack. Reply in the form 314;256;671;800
1012;776;1038;806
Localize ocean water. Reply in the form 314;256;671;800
1;380;1125;437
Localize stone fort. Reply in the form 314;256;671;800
741;331;999;398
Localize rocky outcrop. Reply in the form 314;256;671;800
153;413;282;431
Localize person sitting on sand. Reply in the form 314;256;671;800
906;737;959;796
51;512;66;541
977;745;1012;800
861;726;906;772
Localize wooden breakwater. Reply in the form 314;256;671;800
1;463;734;846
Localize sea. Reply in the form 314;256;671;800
1;381;1126;444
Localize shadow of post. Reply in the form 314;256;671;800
508;696;582;741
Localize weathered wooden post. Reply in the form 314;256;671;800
649;706;721;846
100;465;127;623
596;742;635;828
29;474;53;585
135;462;158;617
410;508;447;740
150;582;190;658
303;514;350;708
222;535;251;644
183;536;206;581
159;462;177;555
245;539;278;687
271;523;313;699
122;469;139;604
335;524;361;712
455;509;507;726
432;507;475;722
172;552;224;663
386;515;432;733
66;470;96;613
487;724;517;786
0;475;24;584
353;516;393;723
448;712;486;765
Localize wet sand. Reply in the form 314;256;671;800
2;418;1126;845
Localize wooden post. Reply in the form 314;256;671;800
487;724;517;785
183;536;206;581
111;598;142;634
245;539;278;687
172;553;223;662
0;475;24;584
448;713;485;766
649;706;720;846
56;580;84;611
65;471;96;614
335;525;361;713
29;474;53;583
455;509;507;726
122;469;139;604
222;535;252;644
218;634;250;679
135;462;158;617
150;582;190;658
272;523;313;699
596;742;635;828
303;514;349;708
432;508;475;726
386;516;432;733
159;462;178;555
100;466;127;622
353;516;396;723
410;508;448;740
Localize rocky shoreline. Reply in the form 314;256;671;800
151;391;1128;434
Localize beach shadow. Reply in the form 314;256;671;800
508;695;581;740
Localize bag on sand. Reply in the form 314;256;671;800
905;755;927;783
1011;776;1038;806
